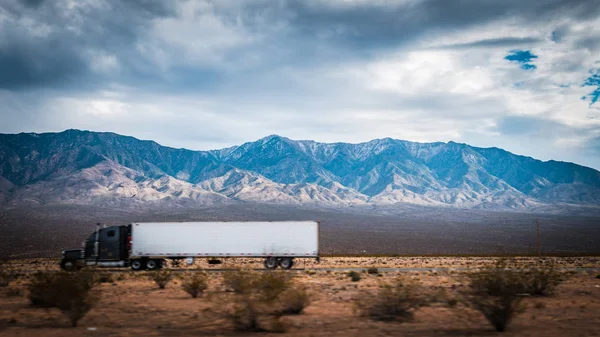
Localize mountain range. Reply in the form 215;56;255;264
1;129;599;211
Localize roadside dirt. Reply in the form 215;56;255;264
1;257;600;336
4;256;600;271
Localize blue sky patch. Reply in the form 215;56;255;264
505;50;538;70
582;71;600;106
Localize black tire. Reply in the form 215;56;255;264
130;259;144;271
146;259;160;270
278;257;294;270
264;257;278;270
60;258;78;271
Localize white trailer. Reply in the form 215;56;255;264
60;221;320;271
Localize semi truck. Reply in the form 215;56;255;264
60;221;320;271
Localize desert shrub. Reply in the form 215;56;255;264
182;272;208;298
348;271;361;282
463;260;526;332
229;297;270;332
276;287;311;315
96;272;114;284
222;270;255;294
520;266;564;296
255;271;292;302
222;270;306;332
150;270;172;289
356;278;427;322
28;271;97;327
0;271;10;287
0;262;12;287
367;268;379;275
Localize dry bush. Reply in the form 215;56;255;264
28;271;97;327
276;287;311;315
222;270;306;332
182;272;208;298
255;271;292;302
462;260;527;332
348;271;361;282
367;268;379;275
222;269;255;294
0;262;12;287
355;278;428;322
96;272;114;284
520;265;564;296
150;270;172;289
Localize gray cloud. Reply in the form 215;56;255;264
2;0;599;92
0;0;177;89
1;0;600;170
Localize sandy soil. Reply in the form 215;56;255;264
4;256;600;271
1;258;600;336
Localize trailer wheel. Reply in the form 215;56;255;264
130;259;144;271
60;259;78;271
264;257;278;270
278;258;294;270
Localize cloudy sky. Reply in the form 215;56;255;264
1;0;600;169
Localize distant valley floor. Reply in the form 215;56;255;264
1;204;599;258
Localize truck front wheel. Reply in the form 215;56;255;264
130;259;144;271
60;258;78;271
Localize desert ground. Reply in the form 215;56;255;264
1;257;600;337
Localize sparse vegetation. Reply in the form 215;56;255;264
6;287;23;297
27;271;97;327
348;271;361;282
150;270;172;289
96;271;114;284
276;287;311;315
181;272;208;298
367;267;379;275
446;298;458;308
521;265;564;296
356;278;429;322
222;269;255;294
222;270;307;332
462;260;527;332
255;271;292;302
0;262;12;287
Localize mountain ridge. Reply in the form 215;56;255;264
1;129;599;211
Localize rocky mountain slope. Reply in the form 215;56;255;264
1;129;599;210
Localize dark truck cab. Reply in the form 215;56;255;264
60;224;132;271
